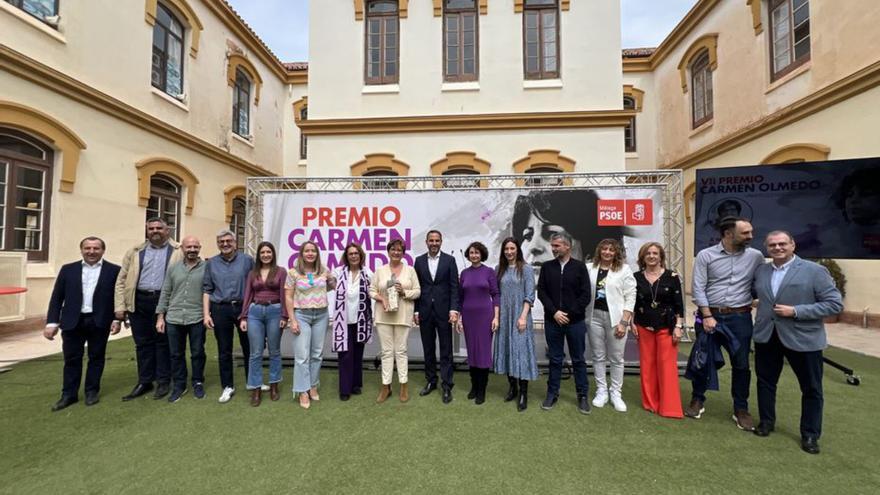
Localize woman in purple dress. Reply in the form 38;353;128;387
458;241;499;405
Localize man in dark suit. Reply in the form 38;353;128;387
44;237;121;411
413;230;460;403
752;231;843;454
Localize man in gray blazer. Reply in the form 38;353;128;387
752;231;843;455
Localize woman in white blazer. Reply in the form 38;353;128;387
586;238;637;412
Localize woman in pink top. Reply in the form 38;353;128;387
239;241;288;406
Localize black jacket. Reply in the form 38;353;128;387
414;252;460;317
537;258;591;323
47;260;121;331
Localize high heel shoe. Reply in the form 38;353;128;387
298;392;311;409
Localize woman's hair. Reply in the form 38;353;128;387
252;241;279;281
386;238;406;254
465;241;488;262
294;240;325;275
342;242;366;270
511;190;626;252
496;237;525;282
636;241;666;271
592;238;626;271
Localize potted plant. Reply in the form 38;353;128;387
813;258;846;323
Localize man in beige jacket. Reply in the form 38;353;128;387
115;217;182;401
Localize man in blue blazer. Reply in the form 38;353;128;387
413;230;460;403
44;237;121;411
752;231;843;454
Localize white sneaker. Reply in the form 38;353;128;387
610;393;627;412
218;387;235;403
592;389;609;408
260;384;270;392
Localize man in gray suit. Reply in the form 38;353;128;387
752;231;843;455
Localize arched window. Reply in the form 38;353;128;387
690;49;713;128
365;0;399;85
151;3;185;97
362;170;399;190
232;69;251;137
299;106;308;160
441;168;480;188
524;166;563;187
623;95;636;152
147;174;181;240
523;0;559;80
0;129;53;261
230;196;246;251
444;0;478;82
770;0;810;80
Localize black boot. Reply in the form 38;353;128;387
475;369;488;405
505;375;518;402
467;369;477;400
517;380;528;412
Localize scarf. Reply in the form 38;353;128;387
331;266;372;352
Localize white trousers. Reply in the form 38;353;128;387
589;308;627;395
376;323;409;385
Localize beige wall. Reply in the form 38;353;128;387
623;71;656;171
678;84;880;313
651;0;880;167
0;0;288;174
308;0;623;120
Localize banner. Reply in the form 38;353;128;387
263;186;665;321
694;157;880;259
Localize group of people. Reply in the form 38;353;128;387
45;214;842;454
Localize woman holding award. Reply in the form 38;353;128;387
369;238;421;403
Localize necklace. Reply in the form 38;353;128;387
646;270;663;309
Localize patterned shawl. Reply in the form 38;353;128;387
331;266;373;353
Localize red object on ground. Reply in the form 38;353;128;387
0;287;27;295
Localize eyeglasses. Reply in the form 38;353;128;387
218;240;235;245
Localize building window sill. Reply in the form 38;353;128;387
523;79;563;89
151;87;190;112
0;2;66;44
689;119;713;138
625;152;639;159
765;61;812;95
26;262;56;279
231;132;255;148
298;159;307;167
441;81;480;92
362;84;400;94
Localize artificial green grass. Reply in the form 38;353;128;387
1;338;879;494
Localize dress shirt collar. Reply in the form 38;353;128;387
772;256;797;272
82;259;103;268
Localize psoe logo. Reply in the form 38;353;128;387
597;199;653;226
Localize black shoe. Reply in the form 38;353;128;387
577;396;592;415
467;387;476;400
193;382;205;399
801;436;820;455
517;380;528;412
419;382;437;396
340;394;351;401
442;387;453;404
352;387;362;395
754;423;774;437
122;383;154;401
541;395;558;411
85;393;99;406
51;396;78;412
153;382;171;400
504;376;518;402
475;389;486;405
168;388;187;403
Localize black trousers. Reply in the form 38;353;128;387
210;302;249;389
60;314;111;399
128;292;170;385
755;328;824;438
419;309;454;388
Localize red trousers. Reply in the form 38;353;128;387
636;325;683;418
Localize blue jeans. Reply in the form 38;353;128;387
166;322;206;392
692;311;753;411
292;308;328;393
545;319;589;398
246;303;283;390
